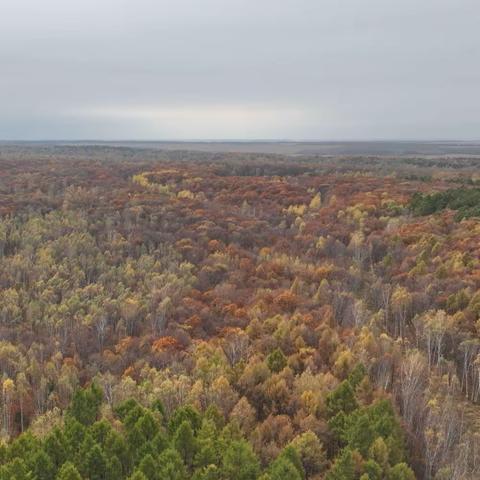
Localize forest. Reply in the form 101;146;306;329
0;145;480;479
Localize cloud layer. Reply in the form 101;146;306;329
1;0;479;140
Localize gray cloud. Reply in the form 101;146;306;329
1;0;479;140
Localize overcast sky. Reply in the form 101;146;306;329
1;0;479;140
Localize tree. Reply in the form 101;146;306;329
399;350;427;425
30;449;55;480
267;349;287;373
289;431;326;477
222;440;260;480
174;420;197;468
128;472;148;480
157;448;187;480
273;446;304;480
325;449;356;480
345;412;376;456
388;463;415;480
268;456;302;480
194;419;220;469
138;453;157;479
56;462;82;480
168;405;202;434
363;459;382;480
192;465;221;480
368;437;389;474
326;381;358;418
229;397;256;435
44;428;68;468
391;286;412;339
83;444;108;480
67;384;102;426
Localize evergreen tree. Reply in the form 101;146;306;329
2;458;31;480
275;446;304;480
168;405;202;434
152;430;169;455
325;449;356;480
56;462;82;480
104;430;132;475
30;449;55;480
76;433;96;472
191;465;221;480
128;471;148;480
368;437;389;474
151;399;166;421
194;419;220;469
64;419;86;454
67;384;102;426
266;348;287;373
222;440;260;480
107;455;123;480
388;463;416;480
115;399;141;421
347;363;367;389
138;453;157;479
126;425;147;461
174;420;197;468
136;412;159;441
203;405;224;431
363;459;382;480
44;429;68;468
346;412;376;456
326;381;358;418
157;448;187;480
90;419;113;446
268;457;302;480
83;444;108;480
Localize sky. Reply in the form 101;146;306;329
1;0;479;141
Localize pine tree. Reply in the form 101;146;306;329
326;381;358;418
174;420;197;468
266;348;287;373
168;405;202;434
30;449;55;480
90;419;113;446
128;471;148;480
194;419;220;469
56;462;82;480
44;429;68;468
325;449;356;480
107;455;123;480
152;431;169;455
64;419;86;454
67;384;102;426
157;448;187;480
269;457;302;480
105;430;131;474
191;465;221;480
138;453;157;479
136;412;159;441
388;463;415;480
83;444;108;480
222;440;260;480
275;446;304;479
3;458;30;480
346;412;376;456
363;459;382;480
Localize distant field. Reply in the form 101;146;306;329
3;140;480;156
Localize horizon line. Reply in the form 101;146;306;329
2;139;480;144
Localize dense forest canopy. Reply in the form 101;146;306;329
0;145;480;479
